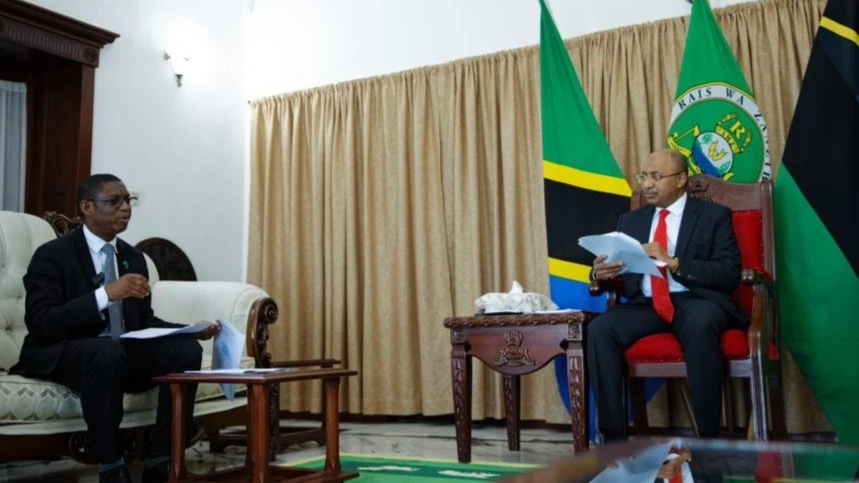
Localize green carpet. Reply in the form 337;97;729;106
287;453;541;482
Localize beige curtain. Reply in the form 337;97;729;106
248;0;830;434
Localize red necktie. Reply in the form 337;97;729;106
652;209;675;322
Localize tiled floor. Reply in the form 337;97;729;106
0;419;573;482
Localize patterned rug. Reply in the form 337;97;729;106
285;453;540;482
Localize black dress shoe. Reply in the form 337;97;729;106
99;465;132;483
142;460;171;483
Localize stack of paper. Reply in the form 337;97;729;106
210;318;245;400
119;322;212;340
578;231;664;278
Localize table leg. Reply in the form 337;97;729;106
451;346;472;463
323;377;342;472
503;374;520;451
250;384;271;483
566;344;588;452
268;385;281;461
245;384;254;468
168;383;187;482
320;361;335;445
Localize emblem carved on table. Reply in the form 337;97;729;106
451;328;465;343
493;330;535;367
568;323;582;340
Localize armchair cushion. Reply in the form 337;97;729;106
625;329;750;363
0;374;157;422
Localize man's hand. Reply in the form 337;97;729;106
642;243;673;264
656;448;691;479
593;254;624;281
642;243;679;273
105;273;151;301
657;458;683;479
193;321;220;340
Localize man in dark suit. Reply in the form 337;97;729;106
587;149;745;442
10;174;219;483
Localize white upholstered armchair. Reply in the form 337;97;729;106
0;211;279;463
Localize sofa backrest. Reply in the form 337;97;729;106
0;212;59;371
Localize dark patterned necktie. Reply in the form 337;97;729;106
101;244;125;339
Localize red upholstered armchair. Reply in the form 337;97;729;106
590;174;786;440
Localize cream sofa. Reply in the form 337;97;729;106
0;211;279;463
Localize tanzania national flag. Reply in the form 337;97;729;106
539;0;630;312
777;0;859;448
539;0;633;443
667;0;771;182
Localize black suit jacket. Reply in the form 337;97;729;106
617;196;747;324
10;227;182;377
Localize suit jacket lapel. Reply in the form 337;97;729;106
629;205;655;243
622;206;654;293
676;197;700;257
116;240;131;277
114;240;136;330
73;228;99;287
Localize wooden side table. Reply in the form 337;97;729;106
153;368;359;483
207;358;342;460
443;311;595;463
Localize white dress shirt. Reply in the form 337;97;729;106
82;224;119;311
641;193;689;297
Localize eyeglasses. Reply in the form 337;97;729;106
634;169;687;184
87;195;137;208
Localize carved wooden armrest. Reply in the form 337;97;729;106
589;277;622;307
589;276;624;295
270;359;341;368
244;298;340;369
588;278;607;296
744;276;781;363
741;267;773;286
246;297;279;368
741;267;777;352
745;284;766;353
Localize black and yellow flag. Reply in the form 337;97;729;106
777;0;859;446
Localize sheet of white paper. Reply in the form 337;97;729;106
589;440;678;483
534;309;580;314
119;322;211;340
184;368;292;375
578;231;664;278
210;318;245;400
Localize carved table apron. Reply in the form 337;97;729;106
443;312;595;463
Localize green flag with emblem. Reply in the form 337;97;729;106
667;0;770;182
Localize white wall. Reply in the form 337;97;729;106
246;0;759;99
26;0;248;282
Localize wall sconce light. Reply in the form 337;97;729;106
163;51;190;87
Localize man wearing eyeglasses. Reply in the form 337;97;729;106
587;149;745;443
10;174;219;483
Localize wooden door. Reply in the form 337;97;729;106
25;63;96;216
0;0;118;217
